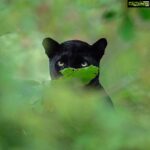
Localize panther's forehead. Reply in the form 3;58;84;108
57;50;90;58
60;40;91;53
61;40;90;46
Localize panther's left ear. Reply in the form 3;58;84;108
92;38;107;60
42;37;60;59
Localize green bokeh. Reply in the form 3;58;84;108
0;0;150;149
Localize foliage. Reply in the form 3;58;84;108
0;0;150;149
60;65;99;84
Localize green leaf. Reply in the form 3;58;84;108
60;65;99;84
139;9;150;21
103;11;116;20
119;16;135;41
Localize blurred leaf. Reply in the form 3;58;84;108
139;8;150;20
0;119;25;149
119;15;135;41
103;10;116;20
60;65;99;84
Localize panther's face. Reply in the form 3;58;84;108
42;38;107;79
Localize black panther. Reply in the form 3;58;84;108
42;37;113;106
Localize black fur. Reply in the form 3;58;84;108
42;37;113;106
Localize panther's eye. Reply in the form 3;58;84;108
57;61;64;67
81;61;88;67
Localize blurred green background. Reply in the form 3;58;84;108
0;0;150;149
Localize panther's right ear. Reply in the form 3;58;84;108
42;37;60;58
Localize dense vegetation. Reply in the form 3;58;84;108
0;0;150;149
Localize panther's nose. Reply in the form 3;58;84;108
68;56;81;69
69;63;80;69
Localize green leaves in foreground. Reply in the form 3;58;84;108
139;8;150;21
119;15;135;41
60;65;99;84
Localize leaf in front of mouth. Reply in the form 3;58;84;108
60;65;99;84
